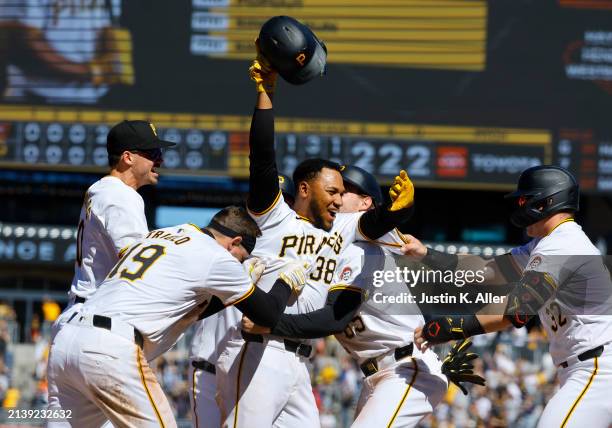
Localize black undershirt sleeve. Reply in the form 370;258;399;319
270;289;362;339
235;278;292;328
494;253;523;282
247;108;280;213
198;297;225;320
358;204;415;240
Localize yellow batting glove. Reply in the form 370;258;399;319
254;38;275;73
389;170;415;211
249;59;278;93
249;38;277;93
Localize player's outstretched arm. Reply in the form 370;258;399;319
414;269;557;350
357;170;416;240
243;288;363;339
247;45;282;215
401;234;522;285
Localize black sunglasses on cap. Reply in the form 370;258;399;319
131;148;163;163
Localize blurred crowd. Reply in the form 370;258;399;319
0;302;16;408
308;326;557;428
0;299;559;427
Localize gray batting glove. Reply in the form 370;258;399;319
243;257;266;285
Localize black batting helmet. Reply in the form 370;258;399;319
340;165;384;206
505;165;579;228
258;16;327;85
278;174;295;201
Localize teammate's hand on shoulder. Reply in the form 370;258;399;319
249;38;277;93
243;257;266;285
279;260;312;294
241;315;271;334
400;234;427;259
388;170;414;211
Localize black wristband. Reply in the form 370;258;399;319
421;248;459;272
423;315;484;344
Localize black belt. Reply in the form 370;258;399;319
192;359;216;375
360;343;414;377
559;345;604;368
74;296;86;304
241;331;312;358
92;315;144;349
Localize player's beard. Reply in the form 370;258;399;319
309;198;333;231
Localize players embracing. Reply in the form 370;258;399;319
205;15;483;428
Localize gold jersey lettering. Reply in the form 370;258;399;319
279;235;298;257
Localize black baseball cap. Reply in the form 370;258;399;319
107;120;176;156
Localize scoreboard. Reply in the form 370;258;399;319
190;0;488;71
0;0;611;192
0;105;551;189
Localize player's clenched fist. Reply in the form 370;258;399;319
279;261;312;294
415;315;484;351
243;257;266;285
249;39;277;93
241;314;270;335
389;170;414;211
400;234;428;259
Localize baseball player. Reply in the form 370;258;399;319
407;165;612;427
51;120;175;339
242;166;485;427
46;206;310;428
188;175;295;428
214;42;416;427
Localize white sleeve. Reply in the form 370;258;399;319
206;254;255;306
248;193;294;232
335;213;406;252
103;202;149;254
361;228;408;255
510;240;537;270
332;212;362;244
524;252;572;289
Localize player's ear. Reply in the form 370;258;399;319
121;151;136;167
362;196;373;210
230;236;243;249
297;181;309;198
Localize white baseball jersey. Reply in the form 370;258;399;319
5;0;121;103
333;242;424;363
249;194;406;314
70;176;148;299
215;197;413;428
190;307;241;363
190;195;406;360
511;220;612;365
81;223;255;361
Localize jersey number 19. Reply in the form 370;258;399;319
108;244;166;282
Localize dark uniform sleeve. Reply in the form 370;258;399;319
358;204;415;240
234;278;292;328
270;289;362;339
198;278;293;326
247;108;281;214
